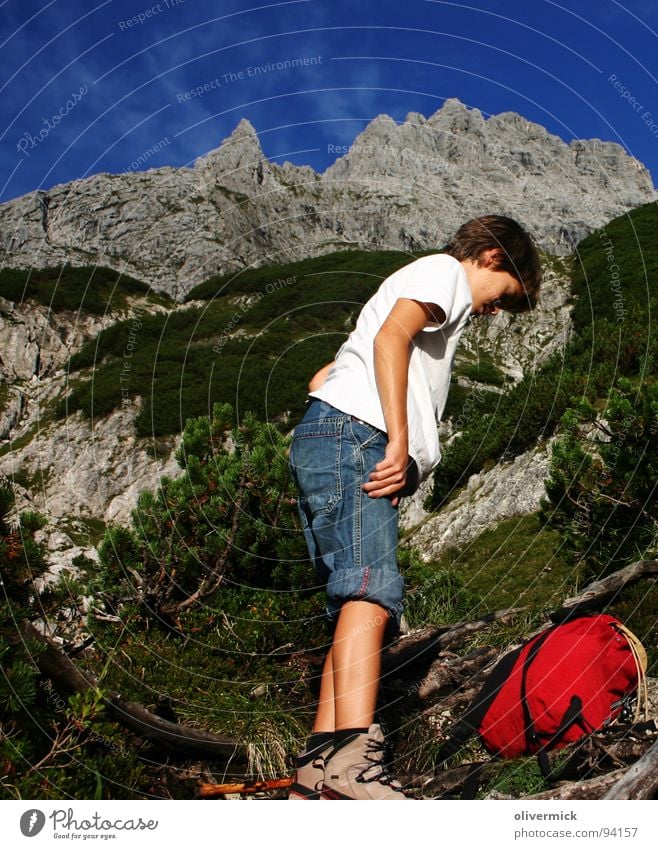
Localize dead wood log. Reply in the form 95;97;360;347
405;762;497;799
382;608;520;678
603;737;658;799
524;768;629;800
550;722;658;782
419;645;514;728
552;559;658;619
19;621;245;763
416;646;499;703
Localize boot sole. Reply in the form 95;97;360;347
288;782;322;800
320;786;354;800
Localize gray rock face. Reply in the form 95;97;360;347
1;101;653;298
0;397;181;526
405;442;553;561
458;259;572;382
0;295;113;384
0;293;182;530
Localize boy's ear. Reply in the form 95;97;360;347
478;247;504;267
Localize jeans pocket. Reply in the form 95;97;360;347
349;417;387;451
289;419;343;516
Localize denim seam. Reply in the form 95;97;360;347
357;565;371;598
294;427;341;438
348;418;386;450
353;426;362;570
332;419;343;510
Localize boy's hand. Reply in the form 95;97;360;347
362;439;409;507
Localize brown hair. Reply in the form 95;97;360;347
444;215;542;312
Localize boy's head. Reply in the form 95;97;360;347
445;215;542;313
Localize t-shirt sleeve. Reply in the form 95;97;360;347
394;255;463;331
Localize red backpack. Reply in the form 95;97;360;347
439;614;647;775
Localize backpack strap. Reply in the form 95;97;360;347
534;696;587;780
614;623;649;722
519;629;589;781
519;628;557;751
437;642;526;762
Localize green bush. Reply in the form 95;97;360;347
0;265;164;314
542;379;658;577
0;479;150;800
60;250;419;435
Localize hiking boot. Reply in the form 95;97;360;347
288;753;326;800
288;735;333;799
321;724;411;800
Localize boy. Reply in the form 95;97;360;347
287;215;542;799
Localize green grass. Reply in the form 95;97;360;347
417;514;579;620
0;401;59;458
9;465;53;493
416;508;656;649
82;590;327;782
457;351;507;387
538;249;572;279
60;517;108;549
483;757;548;797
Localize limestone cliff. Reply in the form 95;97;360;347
1;100;653;299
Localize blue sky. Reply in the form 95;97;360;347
1;0;657;202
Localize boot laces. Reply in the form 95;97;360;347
355;737;405;791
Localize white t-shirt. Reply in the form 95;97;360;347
310;253;472;482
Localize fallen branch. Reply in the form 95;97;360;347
552;722;658;782
552;559;658;619
416;646;500;703
382;608;520;678
604;737;658;800
518;769;628;800
19;621;245;763
406;762;497;799
198;777;294;798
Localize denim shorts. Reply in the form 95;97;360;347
288;398;407;630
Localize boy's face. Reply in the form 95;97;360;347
462;249;525;316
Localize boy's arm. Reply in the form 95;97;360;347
363;298;443;504
308;361;335;392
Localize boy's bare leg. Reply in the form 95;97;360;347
331;599;389;730
313;648;335;732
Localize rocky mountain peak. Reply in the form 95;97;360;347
195;118;266;187
404;111;426;126
429;97;485;130
0;98;654;296
199;117;262;160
